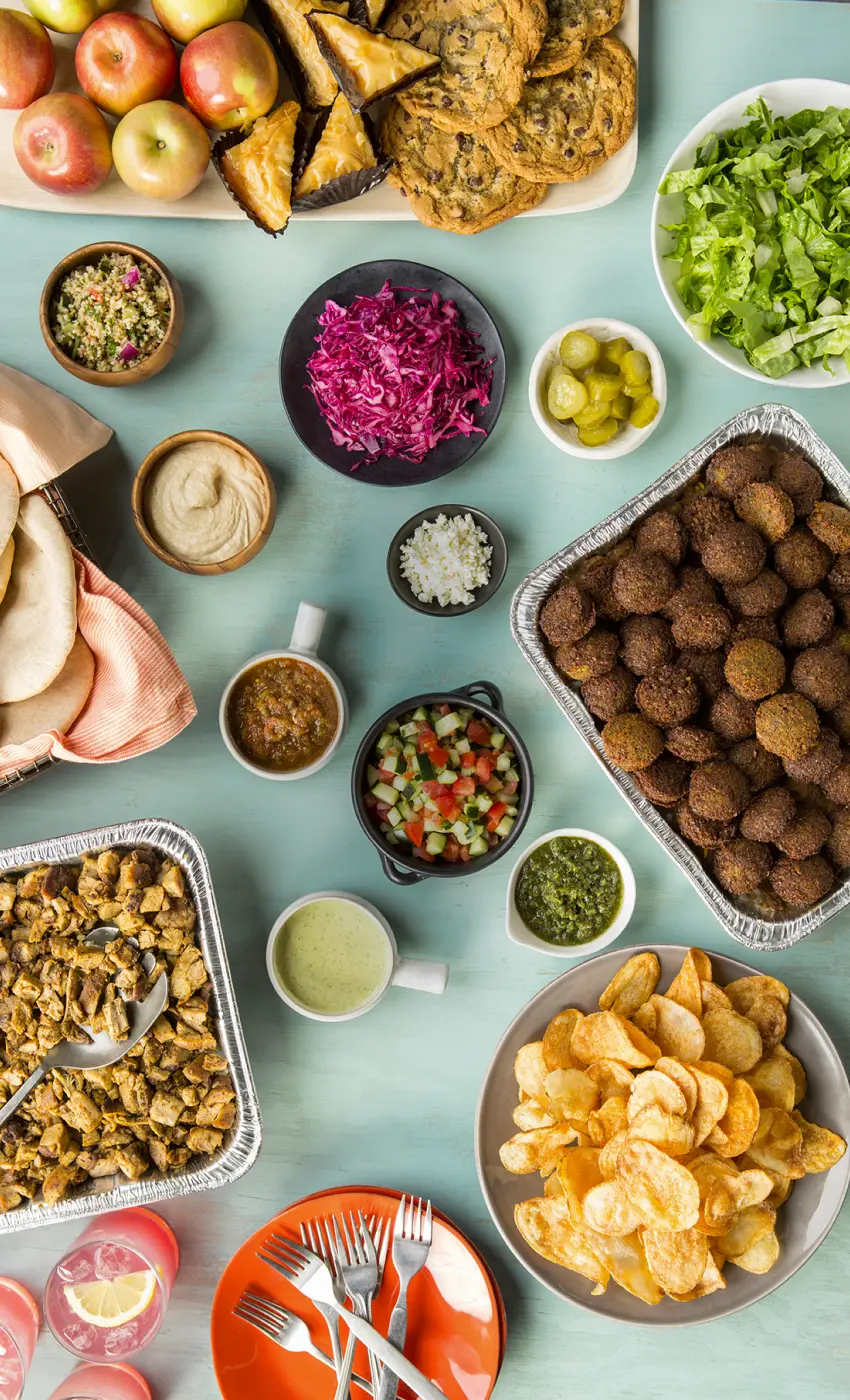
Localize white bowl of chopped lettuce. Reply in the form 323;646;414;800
653;79;850;385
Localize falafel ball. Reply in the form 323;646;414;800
734;481;794;543
666;724;722;763
729;616;782;649
827;808;850;867
770;855;834;906
555;628;619;682
678;648;727;700
580;665;637;722
821;758;850;805
676;802;737;850
619;615;675;676
705;445;772;501
727;738;784;791
575;554;628;622
540;584;596;647
602;712;665;772
740;786;796;843
781;589;835;650
714;838;773;895
774;527;831;590
612;551;677;615
827;557;850;596
681;492;734;553
724;569;788;619
756;692;820;760
635;755;691;807
832;698;850;744
689;759;751;822
662;565;718;620
724;639;786;701
671;603;732;651
809;501;850;555
784;727;842;783
710;687;758;743
791;646;850;711
771;453;823;518
635;511;685;565
775;806;832;860
636;664;701;726
703;521;767;587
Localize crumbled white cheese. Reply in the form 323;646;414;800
400;512;492;607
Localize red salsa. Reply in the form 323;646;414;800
228;658;339;772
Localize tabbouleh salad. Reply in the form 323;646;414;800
50;253;170;373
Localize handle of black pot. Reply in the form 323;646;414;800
455;680;504;712
380;853;428;886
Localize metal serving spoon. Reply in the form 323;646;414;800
0;926;169;1130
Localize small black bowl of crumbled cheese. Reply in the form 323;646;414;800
387;505;508;617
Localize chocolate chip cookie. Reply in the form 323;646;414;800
382;100;549;232
382;0;547;133
485;34;635;183
532;0;623;79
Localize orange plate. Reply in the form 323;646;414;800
212;1186;505;1400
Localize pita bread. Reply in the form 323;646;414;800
0;456;19;559
0;493;76;703
0;536;13;608
0;631;94;747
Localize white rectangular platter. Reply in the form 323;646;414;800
0;0;638;221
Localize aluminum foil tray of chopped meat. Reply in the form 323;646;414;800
0;819;261;1234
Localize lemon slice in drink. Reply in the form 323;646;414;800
64;1270;157;1328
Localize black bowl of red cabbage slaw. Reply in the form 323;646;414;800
280;260;506;487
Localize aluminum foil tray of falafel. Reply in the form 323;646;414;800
512;402;850;953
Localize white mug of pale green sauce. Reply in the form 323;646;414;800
266;892;449;1021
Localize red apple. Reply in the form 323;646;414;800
151;0;244;46
112;99;209;201
0;10;54;108
22;0;117;37
179;20;276;131
14;91;112;193
75;13;177;118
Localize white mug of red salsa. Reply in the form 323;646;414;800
219;601;348;780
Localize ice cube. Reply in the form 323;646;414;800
93;1245;138;1280
57;1253;95;1285
104;1323;139;1358
63;1321;97;1354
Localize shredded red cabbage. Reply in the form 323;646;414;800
306;280;493;468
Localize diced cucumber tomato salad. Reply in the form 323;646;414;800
364;703;521;864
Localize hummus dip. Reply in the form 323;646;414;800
147;440;266;565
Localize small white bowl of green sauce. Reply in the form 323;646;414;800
267;891;449;1022
506;828;635;958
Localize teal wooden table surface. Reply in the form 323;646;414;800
2;1;850;1395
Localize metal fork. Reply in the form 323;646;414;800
301;1218;345;1382
234;1291;374;1394
331;1214;389;1400
257;1234;447;1400
376;1197;433;1400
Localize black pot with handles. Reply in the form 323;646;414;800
351;680;534;885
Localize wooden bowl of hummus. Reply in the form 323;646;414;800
132;429;276;575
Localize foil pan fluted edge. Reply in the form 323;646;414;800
0;818;262;1235
512;403;850;953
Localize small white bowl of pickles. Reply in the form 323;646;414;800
528;318;667;460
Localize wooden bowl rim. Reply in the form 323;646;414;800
40;241;182;388
132;429;276;576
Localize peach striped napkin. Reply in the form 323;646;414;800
0;363;196;779
0;551;197;778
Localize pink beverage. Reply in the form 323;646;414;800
0;1278;38;1400
47;1362;152;1400
45;1208;179;1361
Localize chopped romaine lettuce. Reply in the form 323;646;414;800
658;101;850;377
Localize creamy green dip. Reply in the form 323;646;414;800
515;837;623;946
274;899;392;1014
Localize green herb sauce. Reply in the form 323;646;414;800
515;836;623;946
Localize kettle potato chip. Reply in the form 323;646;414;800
502;947;847;1311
